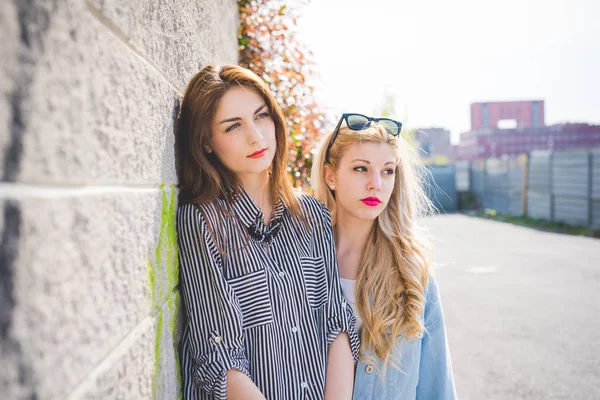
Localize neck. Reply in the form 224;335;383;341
334;207;375;279
238;170;272;223
239;171;270;200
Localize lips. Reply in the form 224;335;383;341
361;197;381;206
248;148;268;158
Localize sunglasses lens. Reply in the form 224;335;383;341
347;114;370;130
379;119;400;136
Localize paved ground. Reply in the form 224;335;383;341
423;214;600;400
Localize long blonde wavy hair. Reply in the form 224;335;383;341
311;123;435;368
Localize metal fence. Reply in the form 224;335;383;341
455;160;471;192
593;149;600;228
484;158;510;214
456;148;600;228
552;150;591;226
527;152;552;219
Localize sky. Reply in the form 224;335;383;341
297;0;600;143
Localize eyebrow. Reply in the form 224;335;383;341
351;159;395;166
218;104;268;125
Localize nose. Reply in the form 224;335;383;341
247;120;264;145
367;170;381;192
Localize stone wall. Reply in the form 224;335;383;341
0;1;238;398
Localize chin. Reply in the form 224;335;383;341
245;159;273;174
356;209;382;222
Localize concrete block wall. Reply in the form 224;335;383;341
0;1;238;399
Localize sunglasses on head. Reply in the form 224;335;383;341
324;113;403;163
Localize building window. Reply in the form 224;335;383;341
482;103;489;128
532;101;540;127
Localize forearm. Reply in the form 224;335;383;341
226;369;265;400
325;333;355;400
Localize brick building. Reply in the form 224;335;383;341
455;100;600;160
470;100;545;131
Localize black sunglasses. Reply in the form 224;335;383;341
324;113;403;163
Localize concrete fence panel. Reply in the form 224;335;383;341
552;150;590;226
527;151;552;220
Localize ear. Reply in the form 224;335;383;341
203;145;213;154
323;165;336;190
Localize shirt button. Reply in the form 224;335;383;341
365;365;374;374
300;382;307;389
214;336;222;344
279;271;285;278
291;326;298;333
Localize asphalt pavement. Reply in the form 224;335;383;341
424;214;600;400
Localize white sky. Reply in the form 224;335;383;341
297;0;600;143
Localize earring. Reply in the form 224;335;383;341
330;185;335;190
204;145;213;153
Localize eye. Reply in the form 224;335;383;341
256;112;270;119
383;168;395;175
225;122;240;133
353;166;367;172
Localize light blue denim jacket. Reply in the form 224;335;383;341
353;276;456;400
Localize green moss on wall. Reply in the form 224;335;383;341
148;184;181;398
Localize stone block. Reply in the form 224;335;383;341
87;0;239;90
67;293;181;400
5;0;179;185
5;186;179;398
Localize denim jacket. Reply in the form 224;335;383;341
353;277;456;400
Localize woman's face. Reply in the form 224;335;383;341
210;86;277;180
327;142;397;222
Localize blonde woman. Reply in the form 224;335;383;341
311;113;456;399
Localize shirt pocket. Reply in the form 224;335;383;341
227;269;274;329
300;256;328;308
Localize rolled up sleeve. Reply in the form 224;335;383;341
318;203;361;362
177;204;251;398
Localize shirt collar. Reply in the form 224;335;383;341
228;188;289;229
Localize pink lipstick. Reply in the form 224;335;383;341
361;197;381;206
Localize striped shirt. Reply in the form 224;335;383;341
177;190;360;399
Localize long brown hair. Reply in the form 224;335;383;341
176;64;302;218
311;124;435;369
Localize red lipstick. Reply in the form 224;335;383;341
361;197;381;206
248;148;268;158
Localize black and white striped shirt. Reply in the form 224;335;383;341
177;190;360;400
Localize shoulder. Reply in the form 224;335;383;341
176;203;205;236
295;191;327;213
294;191;330;222
176;201;223;230
425;275;440;304
423;274;444;329
177;203;199;221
